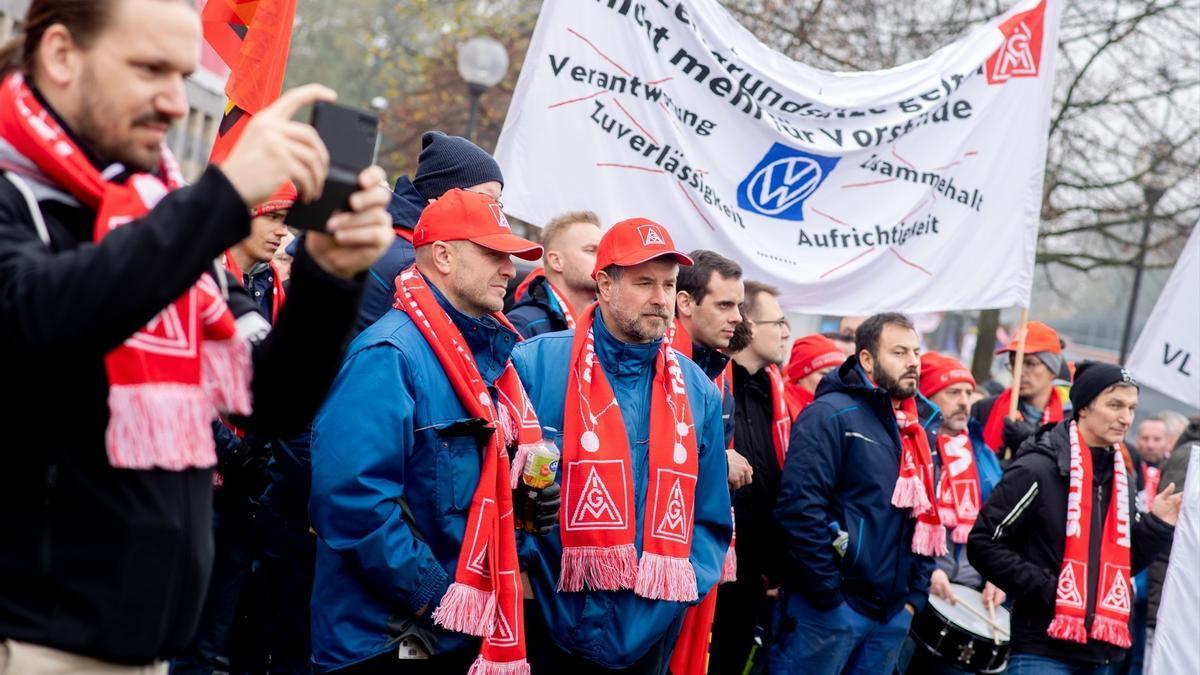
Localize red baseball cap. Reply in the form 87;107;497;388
996;320;1062;355
412;188;543;261
591;217;693;279
786;334;844;383
251;181;297;218
919;352;977;398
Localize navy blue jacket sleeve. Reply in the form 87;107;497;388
356;237;414;335
774;403;846;609
906;550;935;613
309;342;449;615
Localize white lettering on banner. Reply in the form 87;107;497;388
1127;223;1200;409
496;0;1062;314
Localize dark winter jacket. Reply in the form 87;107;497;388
0;160;363;664
506;274;571;338
356;176;423;334
967;421;1176;666
774;356;936;622
730;362;786;588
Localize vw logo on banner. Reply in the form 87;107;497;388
738;143;841;221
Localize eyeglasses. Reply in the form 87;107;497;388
751;316;790;329
460;187;503;207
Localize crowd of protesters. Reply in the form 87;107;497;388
0;2;1194;675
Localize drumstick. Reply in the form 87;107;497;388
988;603;1001;646
953;597;1010;637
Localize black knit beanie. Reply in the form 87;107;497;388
412;131;504;202
1070;361;1138;414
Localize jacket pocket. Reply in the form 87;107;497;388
840;507;869;581
433;420;485;516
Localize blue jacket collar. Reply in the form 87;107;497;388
428;281;518;383
689;340;731;382
387;176;427;231
594;307;661;377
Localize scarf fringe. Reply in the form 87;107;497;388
950;523;972;545
1090;615;1133;648
468;656;531;675
510;444;533;491
432;583;496;637
720;544;737;584
1047;615;1088;644
938;505;958;527
106;384;217;470
892;475;932;512
202;337;253;416
634;551;699;602
911;520;949;556
558;544;638;592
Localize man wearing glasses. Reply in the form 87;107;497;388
970;321;1071;462
710;281;794;674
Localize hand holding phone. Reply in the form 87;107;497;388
287;101;380;231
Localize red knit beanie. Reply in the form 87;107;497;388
919;352;976;398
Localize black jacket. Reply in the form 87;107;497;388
730;362;785;589
0;164;362;664
967;421;1175;665
506;274;571;338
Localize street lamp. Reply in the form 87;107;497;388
1119;142;1170;363
456;36;509;142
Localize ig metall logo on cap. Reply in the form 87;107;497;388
737;143;840;221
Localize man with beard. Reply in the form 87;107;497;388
897;352;1005;674
770;313;939;674
971;321;1070;461
510;218;732;673
507;210;601;337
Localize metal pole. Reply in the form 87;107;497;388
465;84;485;142
1119;199;1156;363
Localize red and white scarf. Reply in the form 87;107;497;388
1143;465;1161;506
935;432;982;544
223;252;286;322
1048;421;1133;648
393;267;535;674
511;267;576;328
0;74;251;470
766;364;793;470
559;304;699;601
983;386;1064;452
892;398;947;557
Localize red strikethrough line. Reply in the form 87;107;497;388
647;77;673;85
567;27;632;77
889;247;933;276
891;146;915;169
596;163;664;174
819;248;875;279
548;89;608;109
812;208;852;227
840;178;896;189
612;97;659;145
676;181;715;230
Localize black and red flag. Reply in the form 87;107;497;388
202;0;297;163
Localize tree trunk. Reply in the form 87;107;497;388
972;308;1000;383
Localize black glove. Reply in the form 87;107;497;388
1002;417;1038;453
514;482;561;535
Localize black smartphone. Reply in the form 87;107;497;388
286;101;379;231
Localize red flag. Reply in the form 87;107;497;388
202;0;297;163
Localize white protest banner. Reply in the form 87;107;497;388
496;0;1061;314
1127;223;1200;408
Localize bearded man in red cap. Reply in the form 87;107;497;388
971;321;1071;461
784;334;845;420
897;352;1007;674
309;189;559;673
510;218;732;673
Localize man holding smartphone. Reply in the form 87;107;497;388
0;0;393;671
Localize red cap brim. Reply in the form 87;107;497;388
469;233;544;261
611;249;695;268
